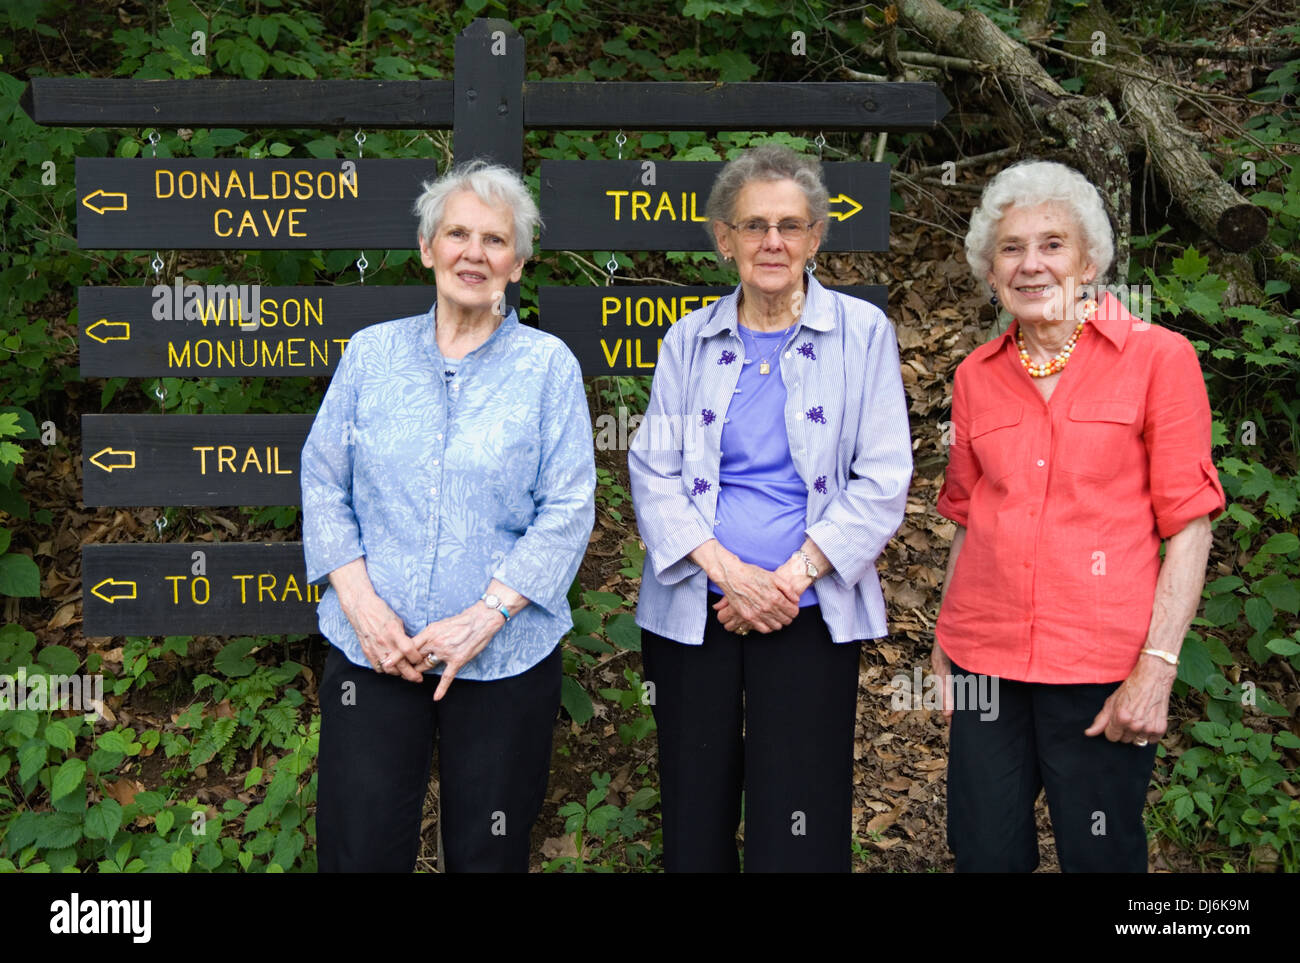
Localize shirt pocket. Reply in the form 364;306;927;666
967;403;1023;484
1059;400;1139;480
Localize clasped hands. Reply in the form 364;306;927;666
699;541;820;635
346;589;503;701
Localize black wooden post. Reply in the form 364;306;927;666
453;19;525;314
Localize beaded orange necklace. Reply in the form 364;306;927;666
1016;298;1098;378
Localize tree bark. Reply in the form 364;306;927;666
895;0;1134;281
1063;4;1269;256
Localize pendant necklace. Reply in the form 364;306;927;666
739;303;795;375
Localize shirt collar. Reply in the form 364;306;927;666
981;290;1134;361
697;274;836;339
422;301;519;367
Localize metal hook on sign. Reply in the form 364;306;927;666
615;130;627;160
356;253;369;285
814;132;827;159
154;382;167;410
605;254;619;286
355;130;367;159
155;515;168;538
151;253;165;278
148;130;161;157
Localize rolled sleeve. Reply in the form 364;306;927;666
1145;337;1226;538
628;327;716;586
806;315;913;587
301;338;365;586
492;348;596;620
935;364;976;527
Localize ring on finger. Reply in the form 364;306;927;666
1135;738;1149;747
425;652;441;667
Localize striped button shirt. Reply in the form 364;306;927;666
628;275;913;645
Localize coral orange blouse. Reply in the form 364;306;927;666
935;293;1225;683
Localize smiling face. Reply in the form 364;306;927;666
713;178;823;305
419;190;524;319
986;202;1096;326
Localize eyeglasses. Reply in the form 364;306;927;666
724;218;818;242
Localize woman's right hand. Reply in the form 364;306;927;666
329;558;425;682
930;642;954;723
700;545;799;632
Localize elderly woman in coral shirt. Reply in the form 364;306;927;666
932;160;1225;872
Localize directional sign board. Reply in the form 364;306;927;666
539;161;888;252
76;158;435;249
79;285;435;376
83;543;319;636
539;285;888;375
83;415;314;507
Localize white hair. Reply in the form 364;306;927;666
965;160;1115;292
413;159;540;260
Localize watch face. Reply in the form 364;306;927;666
483;593;501;609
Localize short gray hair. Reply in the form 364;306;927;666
704;143;830;256
413;159;540;260
965;160;1115;291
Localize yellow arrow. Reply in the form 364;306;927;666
82;189;128;214
85;319;131;344
91;578;137;604
89;447;136;473
827;193;862;222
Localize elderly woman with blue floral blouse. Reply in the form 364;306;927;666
629;143;912;872
301;160;595;873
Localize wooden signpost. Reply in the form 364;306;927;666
540;161;889;252
82;543;320;636
24;17;948;636
82;415;314;507
539;285;888;375
76;158;434;249
79;285;434;377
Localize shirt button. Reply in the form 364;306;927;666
795;412;804;420
1036;459;1045;467
430;486;438;495
436;433;444;441
432;459;439;466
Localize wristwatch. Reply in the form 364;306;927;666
796;550;819;580
480;592;511;622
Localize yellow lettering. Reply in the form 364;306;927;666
240;447;263;473
288;208;306;237
225;170;246;198
249;172;268;200
191;576;210;605
600;339;622;368
167;341;191;367
218;445;236;473
177;170;197;199
287;337;305;367
281;574;303;602
214;209;232;237
606;189;628;220
231;573;253;604
165;574;184;604
293;171;313;199
635;298;654;327
193;339;212;368
193;446;213;474
631;191;650;220
261;208;285;235
257;573;276;602
274;447;291;474
201;171;219;196
155;170;174;198
261;340;284;367
271;170;290;199
601;297;619;327
236;209;258;237
657;298;676;326
310;340;328;366
691;193;707;222
216;340;235;367
305;298;322;325
653;192;675;221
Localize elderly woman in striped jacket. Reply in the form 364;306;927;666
628;143;913;872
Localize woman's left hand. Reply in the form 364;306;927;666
1084;655;1178;745
412;604;505;701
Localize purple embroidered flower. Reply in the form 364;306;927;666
690;477;712;496
700;408;716;426
798;341;817;360
814;475;827;494
806;406;826;424
718;350;736;366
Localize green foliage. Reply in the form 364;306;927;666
544;769;660;872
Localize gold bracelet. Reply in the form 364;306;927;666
1140;647;1179;666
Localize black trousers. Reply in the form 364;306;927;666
316;644;561;872
946;661;1159;872
640;597;861;872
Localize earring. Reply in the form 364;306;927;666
989;293;999;307
805;256;817;274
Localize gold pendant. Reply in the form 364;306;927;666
759;361;770;375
